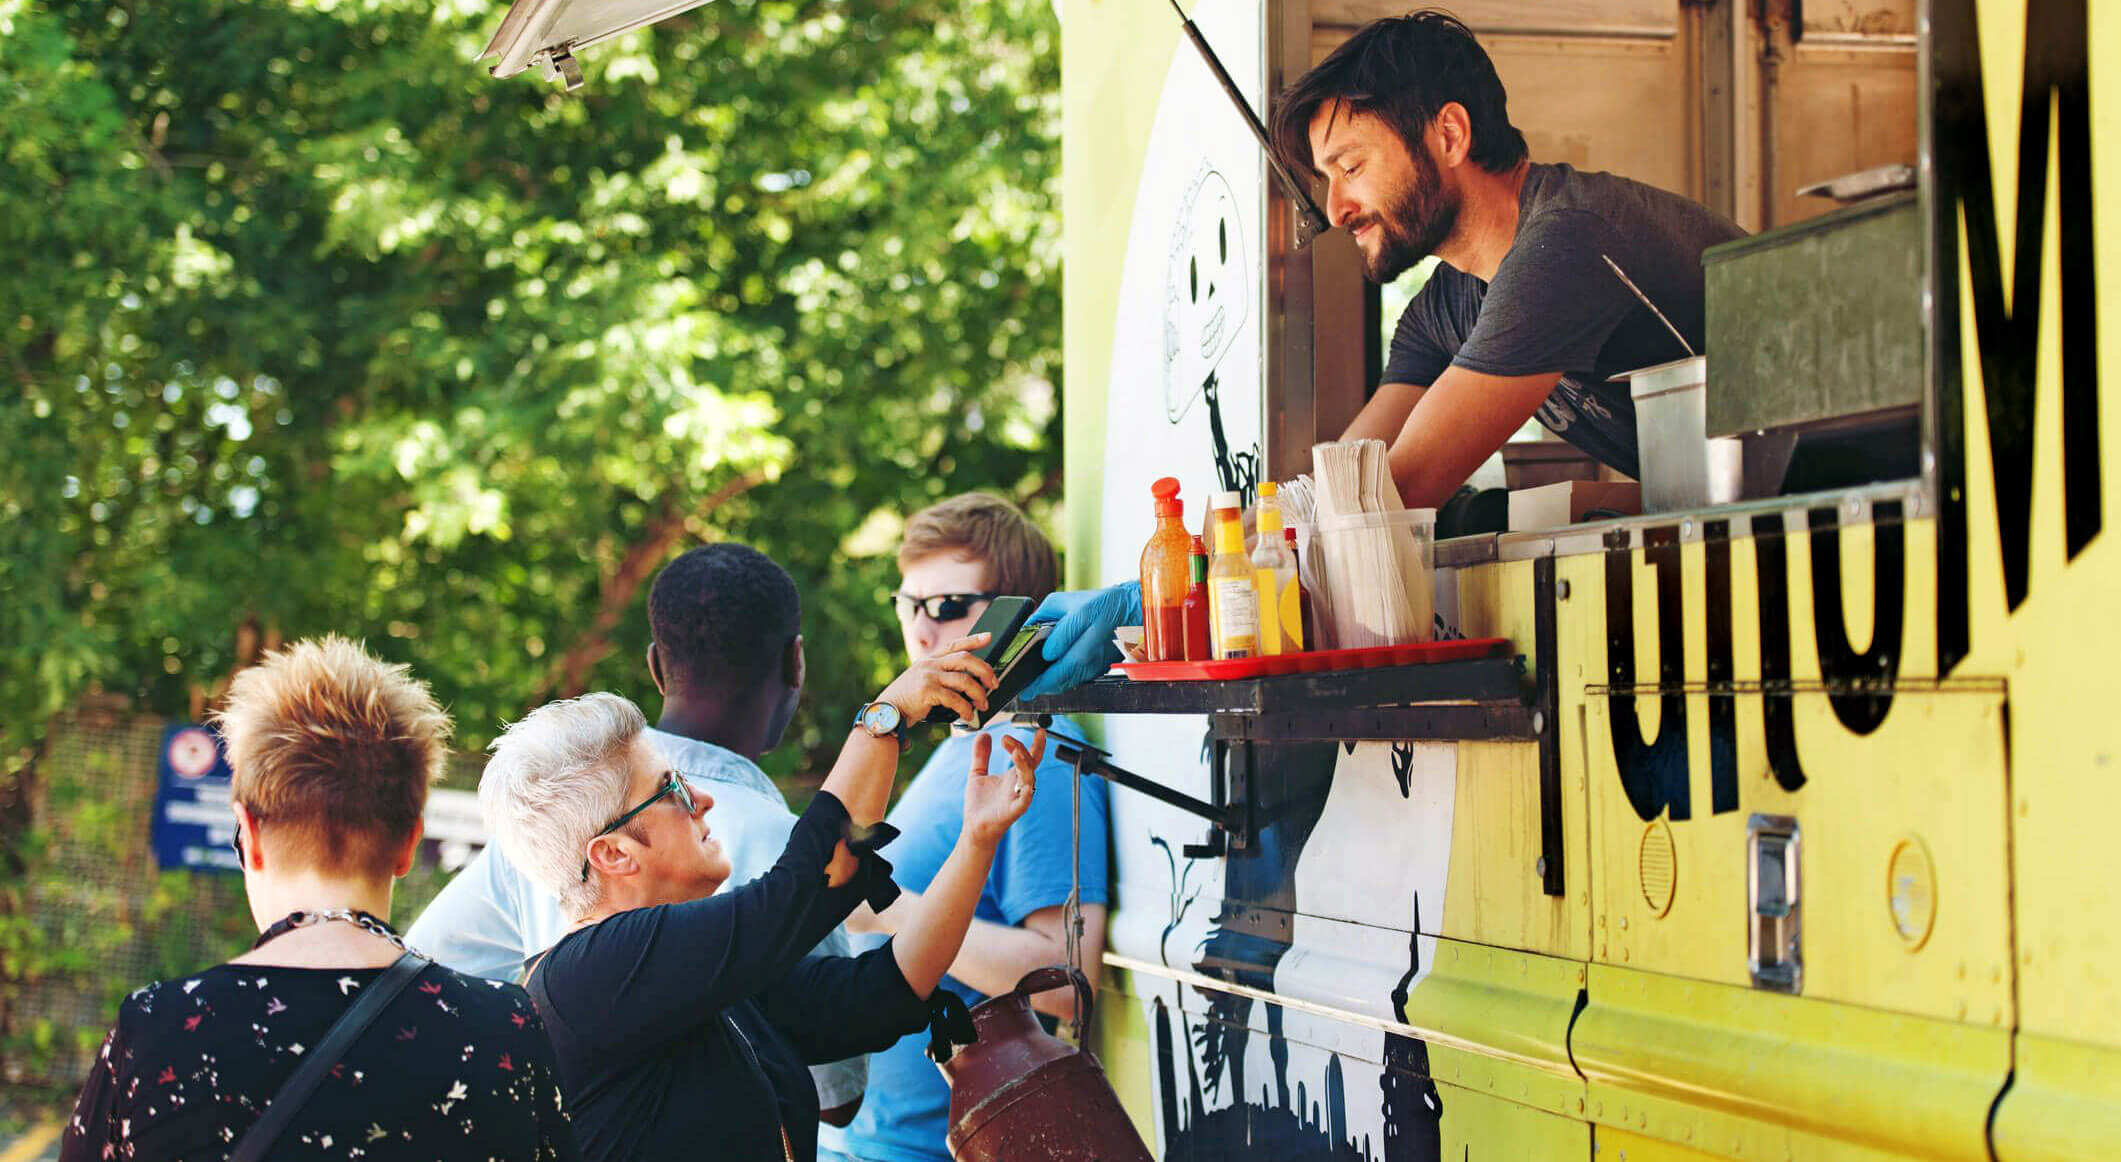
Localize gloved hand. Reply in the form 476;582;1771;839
1019;581;1142;700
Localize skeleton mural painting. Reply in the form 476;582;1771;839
1164;165;1260;502
1090;1;1455;1156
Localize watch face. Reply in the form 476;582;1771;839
861;702;902;735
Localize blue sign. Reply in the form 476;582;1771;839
151;723;241;873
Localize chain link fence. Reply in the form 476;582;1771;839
3;700;475;1089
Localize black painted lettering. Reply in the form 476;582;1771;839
1604;526;1692;821
1933;0;2102;675
1808;502;1907;735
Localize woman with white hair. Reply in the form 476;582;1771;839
480;633;1038;1162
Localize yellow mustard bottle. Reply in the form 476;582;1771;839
1251;482;1300;654
1205;490;1258;659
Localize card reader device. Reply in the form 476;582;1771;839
921;595;1055;731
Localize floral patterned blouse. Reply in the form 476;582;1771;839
60;959;579;1161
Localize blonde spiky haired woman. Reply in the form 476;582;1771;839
61;637;581;1162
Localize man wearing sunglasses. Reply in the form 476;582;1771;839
821;494;1112;1162
410;542;874;1124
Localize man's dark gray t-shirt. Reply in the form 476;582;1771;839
1381;163;1745;477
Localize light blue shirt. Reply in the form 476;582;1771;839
819;718;1109;1162
406;725;866;1109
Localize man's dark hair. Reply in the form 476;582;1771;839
648;543;801;691
1271;9;1527;181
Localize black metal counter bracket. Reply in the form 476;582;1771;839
1017;648;1560;870
1533;557;1565;897
1043;730;1242;857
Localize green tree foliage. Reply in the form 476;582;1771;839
1;0;1062;785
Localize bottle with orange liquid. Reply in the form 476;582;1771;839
1138;477;1193;662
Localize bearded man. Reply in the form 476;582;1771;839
1271;9;1745;509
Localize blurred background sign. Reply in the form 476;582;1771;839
149;724;239;874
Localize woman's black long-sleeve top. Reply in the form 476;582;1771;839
525;789;931;1162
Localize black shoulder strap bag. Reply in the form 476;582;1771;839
228;950;428;1162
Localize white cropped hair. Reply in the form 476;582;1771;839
479;692;649;917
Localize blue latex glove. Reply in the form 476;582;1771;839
1020;582;1142;700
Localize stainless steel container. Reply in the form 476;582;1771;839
1619;356;1742;513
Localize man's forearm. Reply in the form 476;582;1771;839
891;838;999;998
1341;382;1426;445
943;914;1104;1021
1384;367;1564;509
865;896;1105;1020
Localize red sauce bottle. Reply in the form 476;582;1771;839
1284;526;1315;652
1182;536;1212;661
1140;478;1192;662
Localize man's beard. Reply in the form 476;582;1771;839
1354;148;1458;283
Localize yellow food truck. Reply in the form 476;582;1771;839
485;0;2110;1155
1044;0;2115;1159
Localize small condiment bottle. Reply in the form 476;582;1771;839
1182;536;1212;661
1138;478;1192;662
1205;491;1258;659
1251;482;1298;656
1284;526;1315;652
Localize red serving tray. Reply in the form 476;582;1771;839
1113;637;1509;682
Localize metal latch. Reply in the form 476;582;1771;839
535;47;584;91
1748;814;1801;993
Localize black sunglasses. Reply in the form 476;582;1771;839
580;772;697;881
891;591;1001;622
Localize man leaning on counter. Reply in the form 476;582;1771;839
1019;8;1746;696
1278;9;1744;510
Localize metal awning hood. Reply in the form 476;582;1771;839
479;0;715;85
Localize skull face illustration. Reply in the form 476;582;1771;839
1163;167;1249;423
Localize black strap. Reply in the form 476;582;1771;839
922;989;978;1065
843;820;904;914
229;952;428;1162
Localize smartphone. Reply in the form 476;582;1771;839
923;596;1034;724
953;621;1056;733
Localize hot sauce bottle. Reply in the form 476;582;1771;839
1139;477;1192;662
1284;526;1315;651
1182;536;1212;661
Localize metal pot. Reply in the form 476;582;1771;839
937;967;1154;1162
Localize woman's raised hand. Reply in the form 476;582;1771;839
877;633;1000;725
962;728;1044;849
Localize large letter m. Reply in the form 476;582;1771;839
1932;0;2101;674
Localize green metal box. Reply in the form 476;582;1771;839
1702;191;1923;438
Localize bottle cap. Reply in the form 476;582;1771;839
1257;480;1278;498
1151;477;1183;517
1190;535;1208;557
1212;489;1243;511
1284;527;1297;544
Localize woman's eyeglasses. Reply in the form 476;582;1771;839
580;772;697;881
891;591;1001;622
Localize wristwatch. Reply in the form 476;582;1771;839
853;700;908;745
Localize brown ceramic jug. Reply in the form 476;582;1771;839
936;966;1154;1162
